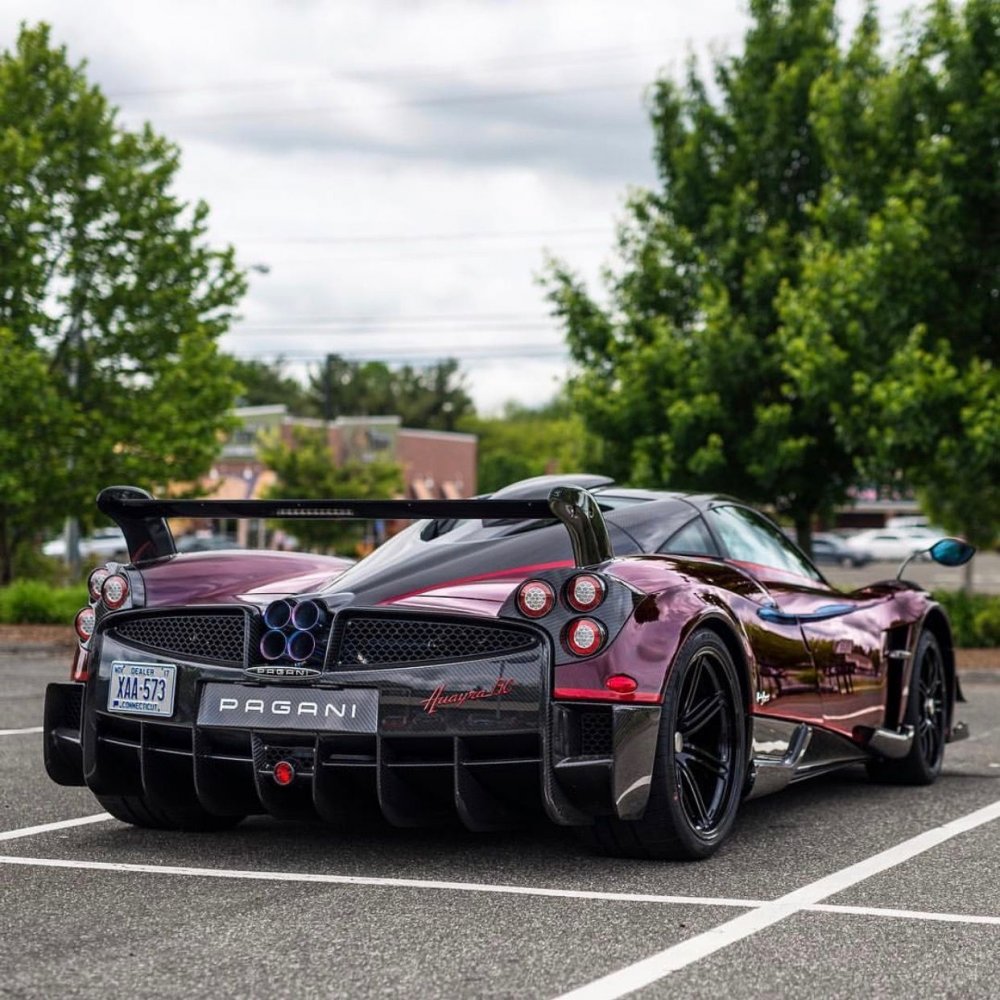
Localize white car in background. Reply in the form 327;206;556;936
844;526;943;562
43;526;128;561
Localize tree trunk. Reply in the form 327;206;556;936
0;511;11;585
794;512;813;558
963;555;974;595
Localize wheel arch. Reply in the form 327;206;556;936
688;610;756;764
919;605;958;724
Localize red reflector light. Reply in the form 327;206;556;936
517;580;555;619
565;573;606;612
88;567;110;602
565;617;606;657
101;574;129;610
74;606;96;642
605;673;638;694
273;760;295;786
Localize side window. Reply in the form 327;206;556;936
658;516;718;557
707;505;821;581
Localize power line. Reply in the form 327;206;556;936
123;79;648;123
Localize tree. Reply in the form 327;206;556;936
0;24;245;576
0;330;73;582
546;0;853;550
546;0;998;555
257;426;404;555
460;397;599;494
775;0;999;557
231;357;311;412
308;355;474;430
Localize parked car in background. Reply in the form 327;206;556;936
844;526;942;562
42;526;128;561
175;533;243;553
810;532;872;567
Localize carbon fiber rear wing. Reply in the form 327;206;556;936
96;484;613;568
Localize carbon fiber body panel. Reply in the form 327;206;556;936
44;608;657;830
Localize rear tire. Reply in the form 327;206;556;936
580;629;747;860
96;793;244;831
866;631;946;786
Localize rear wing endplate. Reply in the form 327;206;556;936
97;484;613;568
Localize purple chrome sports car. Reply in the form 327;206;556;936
44;475;974;859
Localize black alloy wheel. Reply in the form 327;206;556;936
673;647;740;835
581;629;747;860
867;630;947;785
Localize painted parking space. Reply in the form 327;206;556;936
4;651;1000;998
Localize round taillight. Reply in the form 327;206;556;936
260;630;286;661
101;574;129;610
263;599;295;630
273;760;295;786
517;580;555;619
565;574;606;613
88;567;110;602
605;673;638;694
286;630;316;662
565;617;606;657
291;599;325;632
74;606;96;642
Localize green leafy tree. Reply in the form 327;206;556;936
0;24;245;574
775;0;999;562
547;0;998;556
0;330;74;582
231;357;311;412
546;0;852;550
460;397;599;493
308;355;474;430
257;426;404;554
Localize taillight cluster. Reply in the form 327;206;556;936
516;574;609;658
260;598;327;663
72;564;131;678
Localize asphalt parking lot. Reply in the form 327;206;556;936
2;650;999;999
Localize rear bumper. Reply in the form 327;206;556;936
44;648;662;829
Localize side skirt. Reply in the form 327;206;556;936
745;717;867;800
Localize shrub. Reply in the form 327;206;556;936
932;591;1000;648
0;581;89;624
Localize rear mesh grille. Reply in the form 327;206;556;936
331;616;537;669
579;711;614;756
112;613;247;665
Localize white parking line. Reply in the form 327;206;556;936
814;903;1000;926
1;853;999;934
555;796;1000;1000
0;855;762;908
0;814;112;842
0;726;43;737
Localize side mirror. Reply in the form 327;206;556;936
928;537;976;567
896;536;976;579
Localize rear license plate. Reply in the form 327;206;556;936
108;661;177;718
197;683;378;733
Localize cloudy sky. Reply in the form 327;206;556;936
3;0;913;413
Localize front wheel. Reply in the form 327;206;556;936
581;629;747;860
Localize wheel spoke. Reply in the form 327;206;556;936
681;690;725;737
681;654;705;718
676;758;710;829
682;745;728;779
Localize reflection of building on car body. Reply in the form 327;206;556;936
44;475;974;860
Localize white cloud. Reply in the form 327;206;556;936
3;0;914;414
